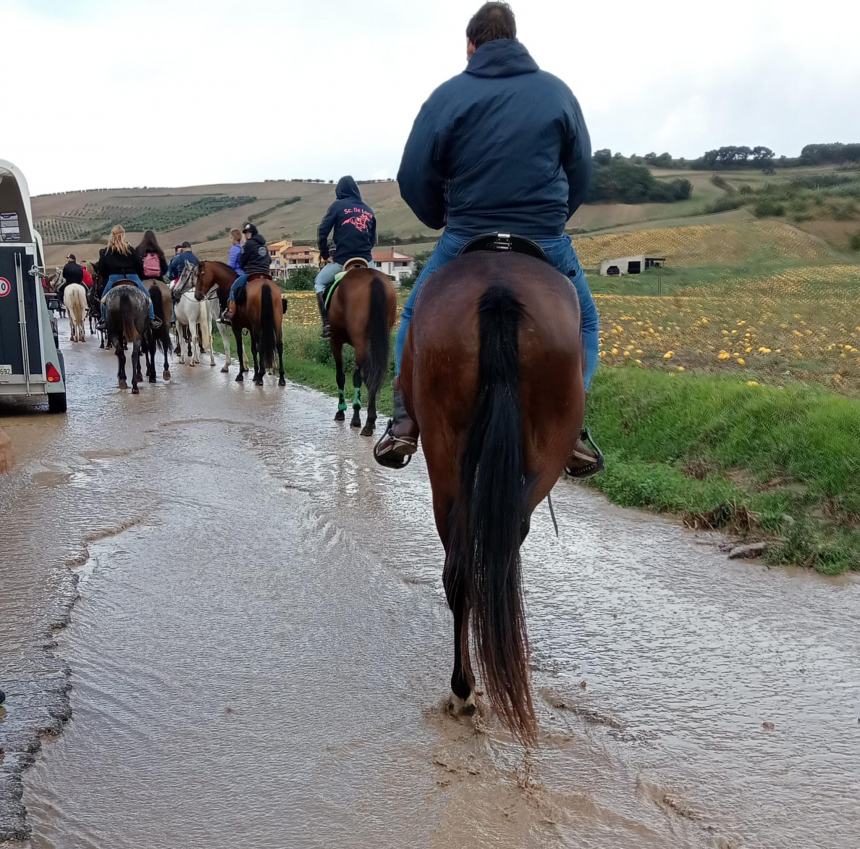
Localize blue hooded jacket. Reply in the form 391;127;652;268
397;39;591;237
317;177;377;264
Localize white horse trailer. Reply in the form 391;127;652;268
0;159;67;412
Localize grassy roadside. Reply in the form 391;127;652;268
256;324;858;574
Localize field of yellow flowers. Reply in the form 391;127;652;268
282;248;860;395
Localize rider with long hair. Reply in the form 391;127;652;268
96;225;161;329
136;229;169;281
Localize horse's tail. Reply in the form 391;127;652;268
363;275;391;398
449;284;534;740
119;290;138;343
259;283;276;369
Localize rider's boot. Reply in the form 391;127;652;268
316;292;330;339
373;381;419;469
220;301;236;325
565;426;604;479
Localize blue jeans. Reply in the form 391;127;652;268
394;232;600;390
314;262;343;294
228;274;248;303
101;274;154;320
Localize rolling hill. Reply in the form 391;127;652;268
32;165;860;268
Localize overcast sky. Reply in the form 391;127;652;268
5;0;859;195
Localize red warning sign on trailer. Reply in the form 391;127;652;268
0;277;11;297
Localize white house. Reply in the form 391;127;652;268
371;247;415;284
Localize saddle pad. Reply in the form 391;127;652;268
324;271;350;309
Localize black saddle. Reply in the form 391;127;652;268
459;232;550;264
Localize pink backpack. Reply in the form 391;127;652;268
143;251;161;278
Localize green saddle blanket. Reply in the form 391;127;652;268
324;271;349;309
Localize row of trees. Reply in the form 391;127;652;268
596;143;860;172
588;157;692;204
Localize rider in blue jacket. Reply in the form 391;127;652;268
374;2;601;477
314;176;377;338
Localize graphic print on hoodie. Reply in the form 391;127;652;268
317;176;377;264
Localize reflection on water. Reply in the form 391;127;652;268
2;324;858;849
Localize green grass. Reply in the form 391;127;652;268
269;325;858;574
587;367;859;574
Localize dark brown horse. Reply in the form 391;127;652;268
327;266;397;436
144;280;172;382
192;261;285;386
399;251;585;742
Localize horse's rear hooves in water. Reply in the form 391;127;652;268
131;386;140;395
350;419;362;429
334;410;346;422
220;366;229;374
360;425;375;437
235;373;244;382
118;379;127;389
148;377;156;384
278;378;286;387
163;371;171;381
447;691;477;717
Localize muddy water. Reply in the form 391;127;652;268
1;322;858;849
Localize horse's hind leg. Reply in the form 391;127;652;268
437;494;476;715
276;329;286;387
333;342;346;421
350;367;363;429
132;342;142;394
361;384;377;437
251;333;263;385
116;341;128;389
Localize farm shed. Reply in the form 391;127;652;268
600;255;665;276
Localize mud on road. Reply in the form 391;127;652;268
1;325;858;848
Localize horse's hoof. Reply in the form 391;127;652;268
360;425;374;437
334;410;345;422
163;371;171;381
148;377;156;384
447;691;477;717
278;378;286;387
220;366;229;373
350;419;361;429
118;380;127;389
235;373;244;382
132;386;140;395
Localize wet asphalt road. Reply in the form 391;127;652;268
1;321;858;849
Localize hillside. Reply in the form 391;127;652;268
32;165;860;266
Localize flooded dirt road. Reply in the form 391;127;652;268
1;323;858;849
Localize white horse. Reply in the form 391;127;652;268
177;263;233;373
174;264;213;366
64;282;88;343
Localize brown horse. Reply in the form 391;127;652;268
327;266;397;436
193;262;285;386
399;251;585;742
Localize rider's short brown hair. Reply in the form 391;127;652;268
466;2;516;48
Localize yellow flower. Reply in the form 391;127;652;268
663;351;674;360
746;380;760;387
717;350;731;361
676;365;685;372
757;346;772;354
736;357;746;366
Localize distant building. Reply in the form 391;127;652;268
266;239;294;279
372;247;415;284
283;244;321;275
599;255;665;276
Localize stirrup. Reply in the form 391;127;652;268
565;428;605;479
373;420;417;469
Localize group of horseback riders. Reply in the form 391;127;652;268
53;1;602;479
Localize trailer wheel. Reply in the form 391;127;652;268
48;392;67;413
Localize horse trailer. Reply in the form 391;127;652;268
0;159;67;413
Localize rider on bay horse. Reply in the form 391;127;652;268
221;223;271;322
373;1;602;478
314;176;377;339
